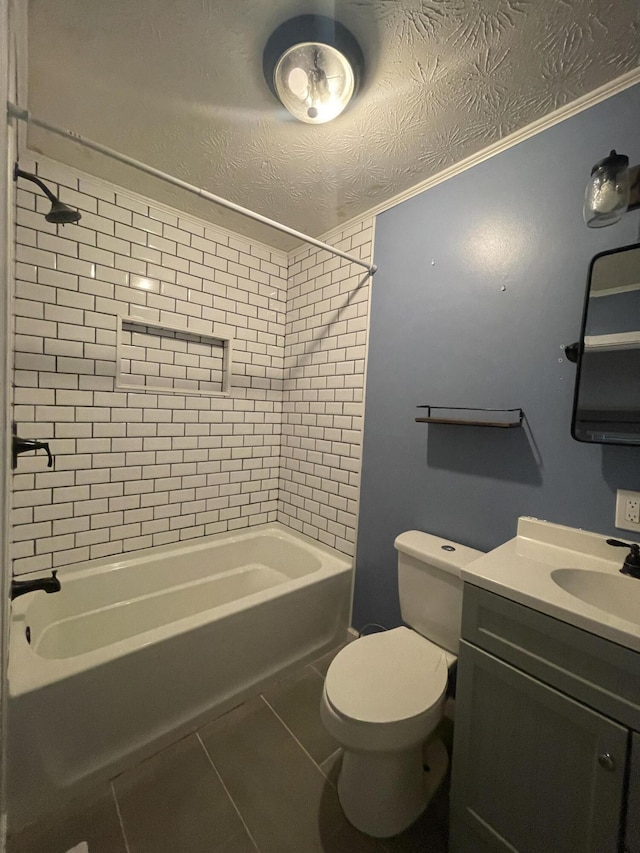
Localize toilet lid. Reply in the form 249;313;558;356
324;627;448;725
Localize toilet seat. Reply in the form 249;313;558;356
324;626;448;726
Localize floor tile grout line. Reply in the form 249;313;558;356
196;731;261;853
260;694;387;853
259;695;361;851
321;745;343;781
259;693;335;785
110;780;132;853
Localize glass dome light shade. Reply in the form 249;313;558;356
274;42;355;124
583;150;630;228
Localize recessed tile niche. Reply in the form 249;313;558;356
116;315;232;396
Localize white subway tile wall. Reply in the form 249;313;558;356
12;161;287;574
278;220;373;556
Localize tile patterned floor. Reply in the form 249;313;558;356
8;646;449;853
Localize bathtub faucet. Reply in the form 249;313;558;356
10;571;61;600
12;436;54;469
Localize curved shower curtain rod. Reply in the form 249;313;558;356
7;102;377;276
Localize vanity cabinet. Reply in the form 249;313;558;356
627;734;640;853
450;584;640;853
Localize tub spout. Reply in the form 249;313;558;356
12;436;54;469
10;571;61;600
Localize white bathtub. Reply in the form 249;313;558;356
8;523;351;828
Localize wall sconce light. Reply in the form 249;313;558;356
583;150;640;228
263;15;363;124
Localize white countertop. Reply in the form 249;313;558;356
461;516;640;653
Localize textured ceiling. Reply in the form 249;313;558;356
27;0;640;250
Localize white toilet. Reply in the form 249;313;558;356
320;530;483;838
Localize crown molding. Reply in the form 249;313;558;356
311;66;640;251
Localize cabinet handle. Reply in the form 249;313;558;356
597;752;616;771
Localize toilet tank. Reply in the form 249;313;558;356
394;531;484;655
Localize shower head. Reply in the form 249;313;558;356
45;198;82;224
13;163;82;225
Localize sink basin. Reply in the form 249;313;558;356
461;517;640;651
551;568;640;624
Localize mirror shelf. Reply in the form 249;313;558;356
572;242;640;446
584;332;640;351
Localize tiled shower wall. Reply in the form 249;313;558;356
278;221;373;557
11;160;287;574
10;159;373;574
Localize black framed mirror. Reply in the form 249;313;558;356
571;243;640;445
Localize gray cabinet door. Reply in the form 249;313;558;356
626;733;640;853
450;641;627;853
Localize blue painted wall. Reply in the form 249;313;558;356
353;84;640;631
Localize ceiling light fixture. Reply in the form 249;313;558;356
583;150;640;228
263;15;364;124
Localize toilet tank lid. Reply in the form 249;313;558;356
394;530;484;576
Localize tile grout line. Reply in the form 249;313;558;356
308;662;325;678
110;780;132;853
261;695;382;851
321;745;342;775
259;694;335;785
196;732;261;853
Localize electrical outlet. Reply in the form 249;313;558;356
626;498;640;525
615;490;640;533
